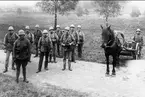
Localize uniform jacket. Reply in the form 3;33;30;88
13;38;31;60
25;31;34;44
50;31;59;43
60;32;75;51
56;30;63;41
3;32;19;51
34;29;42;44
77;30;85;44
38;36;52;52
70;30;79;45
133;34;143;46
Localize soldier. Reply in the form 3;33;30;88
70;24;79;63
13;30;31;83
34;24;42;57
133;28;144;57
36;30;52;73
49;26;58;63
3;26;19;73
25;25;34;62
56;25;63;57
77;25;85;58
60;26;75;71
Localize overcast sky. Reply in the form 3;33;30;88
0;1;145;14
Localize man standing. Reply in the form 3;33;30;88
3;26;19;73
133;28;143;57
70;24;79;63
25;25;34;62
60;26;75;71
56;25;63;57
49;26;58;63
13;30;31;83
77;25;85;58
36;30;52;73
34;24;42;57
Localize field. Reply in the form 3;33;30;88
0;12;145;64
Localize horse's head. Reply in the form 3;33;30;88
100;25;114;48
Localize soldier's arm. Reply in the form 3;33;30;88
76;32;79;44
38;37;42;50
141;36;144;46
13;40;17;59
55;33;59;41
32;33;35;43
3;34;7;47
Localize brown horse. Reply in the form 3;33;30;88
100;25;122;75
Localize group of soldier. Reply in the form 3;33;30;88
3;24;85;83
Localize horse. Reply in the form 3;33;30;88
100;25;122;76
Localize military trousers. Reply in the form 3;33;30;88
15;59;28;81
38;51;49;71
77;43;83;58
35;42;39;56
49;42;56;62
63;49;72;70
5;50;15;69
71;45;76;62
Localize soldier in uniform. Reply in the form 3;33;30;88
25;25;34;62
3;26;19;73
13;30;31;83
70;24;79;63
56;25;63;57
49;26;58;63
36;30;52;73
133;28;144;57
77;25;85;58
34;24;42;57
60;26;75;71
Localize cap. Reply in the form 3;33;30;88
65;26;70;31
35;24;39;28
49;26;53;30
77;25;81;28
70;24;75;28
136;28;141;32
56;25;60;28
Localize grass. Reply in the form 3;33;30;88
0;73;89;97
0;12;145;64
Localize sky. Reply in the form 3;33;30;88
0;1;145;14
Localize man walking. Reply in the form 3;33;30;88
3;26;19;73
77;25;85;58
70;24;79;63
34;24;42;57
49;26;58;63
13;30;31;83
60;26;75;71
36;30;52;73
25;25;34;62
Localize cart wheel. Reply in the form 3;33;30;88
135;43;140;60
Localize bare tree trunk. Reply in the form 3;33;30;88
105;16;108;27
54;0;58;30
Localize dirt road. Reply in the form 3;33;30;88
0;50;145;97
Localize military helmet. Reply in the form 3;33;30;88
77;25;81;28
136;28;141;32
65;26;70;31
56;25;60;28
42;29;48;34
18;30;25;35
8;26;14;31
70;24;75;28
35;24;39;28
25;25;30;30
49;26;53;30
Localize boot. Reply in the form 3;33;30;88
12;62;16;70
23;69;29;83
44;61;49;70
62;60;66;71
3;68;8;73
68;60;72;71
16;70;20;83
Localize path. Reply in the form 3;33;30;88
0;50;145;97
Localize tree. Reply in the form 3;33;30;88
17;8;22;15
84;9;89;16
76;6;84;17
36;0;79;30
130;6;141;17
93;0;124;26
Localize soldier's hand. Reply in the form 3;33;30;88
4;50;7;53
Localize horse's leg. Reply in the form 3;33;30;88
112;55;116;75
105;54;110;75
